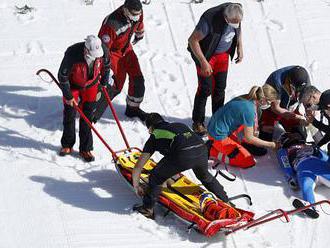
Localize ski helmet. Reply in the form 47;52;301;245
145;113;165;129
318;89;330;110
287;66;311;93
124;0;142;12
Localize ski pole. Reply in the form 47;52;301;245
36;69;118;160
101;86;130;149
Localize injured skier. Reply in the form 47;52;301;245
277;132;330;205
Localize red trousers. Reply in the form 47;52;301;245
209;126;256;168
260;108;301;131
192;53;229;123
111;49;145;106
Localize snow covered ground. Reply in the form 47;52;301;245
0;0;330;247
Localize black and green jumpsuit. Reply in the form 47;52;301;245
142;121;229;209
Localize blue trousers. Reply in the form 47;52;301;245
297;157;330;204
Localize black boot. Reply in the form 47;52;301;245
133;204;155;219
125;106;147;121
242;142;267;156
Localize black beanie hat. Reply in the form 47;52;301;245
318;90;330;110
288;66;311;92
124;0;142;11
145;113;165;129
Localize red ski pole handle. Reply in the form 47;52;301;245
36;69;118;159
101;86;130;149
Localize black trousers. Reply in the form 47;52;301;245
143;146;229;209
192;71;228;124
61;102;95;152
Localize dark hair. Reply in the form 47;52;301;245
288;66;311;92
124;0;142;11
299;85;320;102
319;89;330;110
145;113;165;129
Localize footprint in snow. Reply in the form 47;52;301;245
14;5;37;24
264;18;285;32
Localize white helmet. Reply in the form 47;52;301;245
84;35;103;58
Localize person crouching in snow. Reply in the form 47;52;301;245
57;35;111;162
259;66;311;143
207;85;278;168
132;113;229;219
300;87;330;154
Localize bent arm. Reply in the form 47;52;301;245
132;153;151;188
188;30;208;65
271;100;302;120
244;126;276;148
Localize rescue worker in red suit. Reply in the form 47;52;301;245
94;0;146;122
188;3;244;135
58;35;111;162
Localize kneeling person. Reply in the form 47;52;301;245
132;113;229;219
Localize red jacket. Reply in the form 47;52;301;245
70;58;103;88
99;5;144;55
58;42;110;99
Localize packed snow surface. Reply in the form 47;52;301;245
0;0;330;247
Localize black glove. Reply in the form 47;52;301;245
132;36;143;45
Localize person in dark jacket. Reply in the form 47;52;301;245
132;113;229;219
188;2;244;135
94;0;147;122
58;35;110;162
302;87;330;153
259;66;311;142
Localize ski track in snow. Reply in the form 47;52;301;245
0;0;330;247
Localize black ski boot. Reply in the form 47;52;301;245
133;204;155;219
125;106;147;121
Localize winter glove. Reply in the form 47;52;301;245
132;35;143;45
101;70;114;87
60;80;74;101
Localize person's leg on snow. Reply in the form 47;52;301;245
60;104;76;156
209;136;256;168
78;85;98;162
124;50;147;121
192;66;213;135
135;156;184;218
191;147;229;202
297;157;330;204
91;52;126;123
211;53;229;114
60;89;79;156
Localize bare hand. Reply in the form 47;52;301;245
201;60;213;77
305;109;315;123
134;185;145;197
235;48;243;63
65;98;77;107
